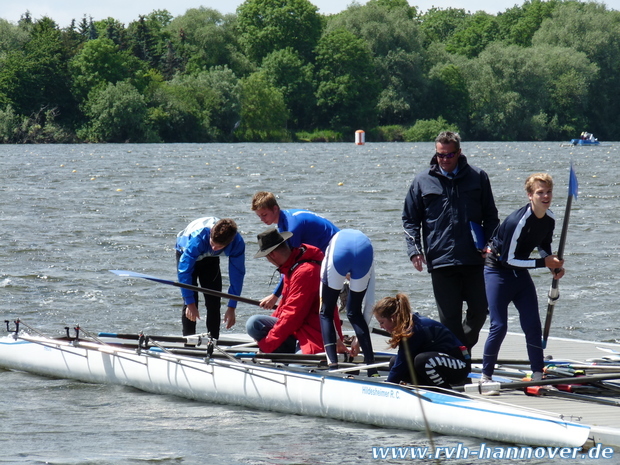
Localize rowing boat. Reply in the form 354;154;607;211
0;329;595;448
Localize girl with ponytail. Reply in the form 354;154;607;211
373;294;470;388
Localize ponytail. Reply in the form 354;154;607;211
373;293;414;348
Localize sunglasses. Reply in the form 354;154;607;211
435;152;458;159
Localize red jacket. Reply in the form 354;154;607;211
258;244;325;354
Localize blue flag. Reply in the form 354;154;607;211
569;162;578;199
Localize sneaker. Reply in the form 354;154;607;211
479;374;500;396
531;371;544;382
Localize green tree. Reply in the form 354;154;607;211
126;11;173;71
69;37;150;103
79;80;157;142
367;0;417;18
462;43;546;140
76;16;97;40
94;18;127;48
238;71;289;141
532;2;620;139
325;1;426;125
446;12;501;58
161;40;183;80
61;19;87;58
150;66;241;142
201;66;241;138
167;8;251;77
0;18;30;53
260;47;315;129
419;7;469;45
532;45;596;138
461;42;596;140
497;0;560;47
0;104;21;142
404;116;459;141
236;0;323;64
314;28;380;131
427;63;470;130
0;17;75;121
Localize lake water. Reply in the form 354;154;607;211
1;141;619;464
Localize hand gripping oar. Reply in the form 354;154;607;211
109;270;263;307
542;163;578;349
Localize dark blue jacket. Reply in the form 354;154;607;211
387;313;464;384
486;204;555;270
402;155;499;271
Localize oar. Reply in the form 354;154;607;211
97;332;256;348
542;163;578;349
545;365;620;395
525;386;620;407
330;361;391;373
109;270;263;307
459;371;620;394
98;332;205;344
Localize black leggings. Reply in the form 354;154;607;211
177;253;222;338
320;286;375;373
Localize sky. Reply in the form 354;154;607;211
2;0;556;29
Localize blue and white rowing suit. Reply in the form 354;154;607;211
482;204;555;377
319;229;376;374
271;209;339;296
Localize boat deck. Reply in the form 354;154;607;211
370;329;620;447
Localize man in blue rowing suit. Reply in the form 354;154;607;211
481;173;564;391
175;217;245;338
319;229;377;376
251;191;340;309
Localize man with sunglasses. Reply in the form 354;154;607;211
402;131;499;351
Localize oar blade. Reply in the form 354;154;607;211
109;269;176;286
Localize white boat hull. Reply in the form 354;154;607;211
0;334;591;447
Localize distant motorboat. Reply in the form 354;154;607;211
571;138;600;146
571;132;600;145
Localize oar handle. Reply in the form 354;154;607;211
371;327;391;337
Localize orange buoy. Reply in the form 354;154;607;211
355;130;365;145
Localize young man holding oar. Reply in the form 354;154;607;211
175;217;245;339
480;173;565;394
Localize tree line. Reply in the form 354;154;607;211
1;0;618;143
